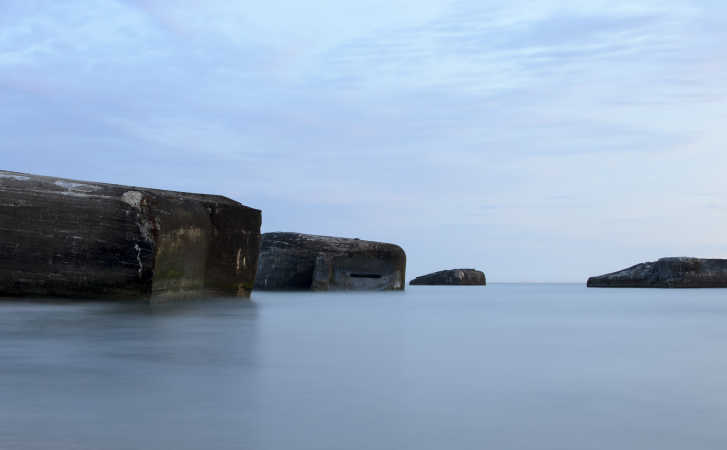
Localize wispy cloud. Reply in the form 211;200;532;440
1;0;726;280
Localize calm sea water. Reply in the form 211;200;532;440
2;284;727;450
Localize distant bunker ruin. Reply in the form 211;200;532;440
587;257;727;288
0;170;261;301
410;268;486;286
255;232;406;291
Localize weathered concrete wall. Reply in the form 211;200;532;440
410;269;486;286
0;170;261;301
255;232;406;291
587;257;727;288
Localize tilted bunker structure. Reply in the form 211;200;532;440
255;232;406;291
410;269;486;286
587;257;727;288
0;170;261;301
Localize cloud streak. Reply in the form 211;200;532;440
1;0;726;281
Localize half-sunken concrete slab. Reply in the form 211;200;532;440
0;170;261;301
255;232;405;291
410;269;486;286
587;257;727;288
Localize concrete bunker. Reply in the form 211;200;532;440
0;170;261;301
255;232;406;291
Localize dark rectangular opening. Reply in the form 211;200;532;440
349;273;382;279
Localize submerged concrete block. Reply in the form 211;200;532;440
410;269;486;286
587;257;727;288
0;170;261;301
255;232;406;291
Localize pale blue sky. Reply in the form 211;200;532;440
2;1;727;281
